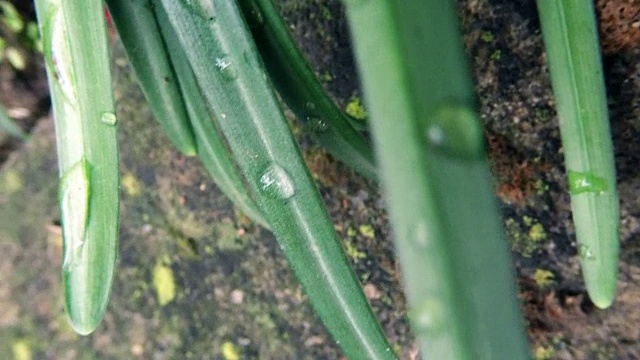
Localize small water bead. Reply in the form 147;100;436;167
425;104;484;160
60;159;91;271
567;171;608;195
427;125;445;146
100;112;117;126
307;117;328;133
259;163;295;200
412;298;447;335
578;244;596;260
412;221;430;248
215;57;237;80
179;0;217;21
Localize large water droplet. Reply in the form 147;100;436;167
179;0;217;21
567;171;608;194
215;56;237;81
412;298;446;335
578;244;596;260
100;112;117;126
49;12;77;104
426;104;484;160
259;164;295;200
60;159;91;271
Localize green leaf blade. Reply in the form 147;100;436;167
536;0;619;308
343;0;530;357
105;0;197;156
157;0;395;357
240;0;377;181
153;3;270;229
35;0;120;335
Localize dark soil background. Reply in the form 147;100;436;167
1;0;639;359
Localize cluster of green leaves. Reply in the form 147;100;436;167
29;0;618;358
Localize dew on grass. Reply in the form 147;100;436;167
259;163;295;200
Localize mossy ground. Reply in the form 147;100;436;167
1;0;640;359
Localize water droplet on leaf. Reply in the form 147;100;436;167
215;56;237;80
426;104;484;160
578;244;596;260
259;163;295;200
427;125;445;146
100;112;117;126
413;221;430;248
568;171;608;194
412;298;446;335
307;117;328;133
60;159;91;271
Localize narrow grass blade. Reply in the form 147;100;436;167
536;0;619;308
239;0;376;181
343;0;529;358
157;0;394;357
0;104;27;139
153;2;269;229
104;0;197;156
34;0;119;335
